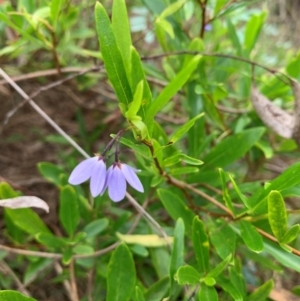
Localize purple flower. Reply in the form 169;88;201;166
104;162;144;202
68;156;107;197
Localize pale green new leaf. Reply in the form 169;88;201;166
0;290;37;301
159;0;186;19
268;190;287;242
125;81;144;119
50;0;63;28
281;224;300;244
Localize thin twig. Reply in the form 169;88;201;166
0;68;89;159
54;261;74;301
69;259;79;301
0;260;31;296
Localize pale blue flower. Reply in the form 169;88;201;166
68;156;106;197
104;162;144;202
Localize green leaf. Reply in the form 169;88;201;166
155;18;174;39
24;258;53;286
130;46;152;119
83;218;109;238
180;154;203;165
244;11;267;54
202;128;265;170
59;185;80;237
95;2;132;108
159;0;186;19
158;189;195;235
239;220;263;253
144;276;169;301
169;218;185;295
169;113;204;144
112;0;132;78
116;136;151;158
145;55;201;134
246;279;274;301
217;276;243;301
37;162;65;186
176;265;201;285
133;287;145;301
107;243;136;301
226;18;242;55
281;224;300;244
207;254;232;278
219;169;235;215
198;285;219;301
268;190;287;241
0;290;37;301
228;175;251;209
169;166;199;175
50;0;63;28
35;232;67;249
209;221;236;260
125;81;144;119
192;216;209;273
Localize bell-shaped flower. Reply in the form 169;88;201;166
104;162;144;202
68;156;106;197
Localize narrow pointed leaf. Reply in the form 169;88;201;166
159;0;186;19
176;265;201;285
145;55;201;133
192;216;209;273
116;233;173;247
112;0;132;76
144;275;169;301
0;196;49;212
133;287;145;301
169;218;185;294
268;190;287;241
107;243;136;301
229;175;251;208
125;81;144;119
95;2;132;107
207;254;232;278
219;169;235;215
217;276;243;301
239;220;263;253
169;113;204;144
281;224;300;244
247;279;274;301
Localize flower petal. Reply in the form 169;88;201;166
90;159;107;197
108;166;126;202
68;157;98;185
121;164;144;193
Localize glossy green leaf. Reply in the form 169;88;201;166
169;218;185;295
202;128;265;170
107;243;136;301
83;218;109;238
198;285;219;301
193;216;209;273
207;254;232;278
268;190;287;241
244;11;267;54
176;265;200;285
59;185;80;237
239;220;263;253
219;169;235;215
281;224;300;244
145;55;201;134
247;279;274;301
203;277;216;286
0;290;37;301
180;154;203;165
112;0;132;77
158;189;195;235
144;276;169;301
169;113;204;144
95;2;132;108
